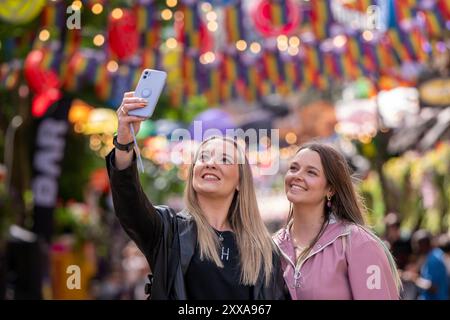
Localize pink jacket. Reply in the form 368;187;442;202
273;216;399;300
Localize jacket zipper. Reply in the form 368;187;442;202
278;244;296;268
294;230;351;274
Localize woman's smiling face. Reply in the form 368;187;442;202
285;148;329;206
192;139;240;198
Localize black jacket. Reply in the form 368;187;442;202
106;149;289;300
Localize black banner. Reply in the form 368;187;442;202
31;97;72;242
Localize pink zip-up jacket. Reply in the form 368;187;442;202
273;215;399;300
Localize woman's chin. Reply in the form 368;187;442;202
195;186;225;197
286;192;305;204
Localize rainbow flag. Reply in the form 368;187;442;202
169;85;184;107
141;49;158;69
409;29;427;62
388;29;413;62
206;67;220;105
224;2;245;45
301;49;312;87
219;79;233;103
223;54;238;81
310;0;331;39
63;29;81;59
39;48;52;69
135;3;161;48
134;4;151;34
131;68;141;88
183;55;200;97
181;3;201;50
424;9;445;37
394;0;417;23
269;0;289;28
313;0;331;39
438;0;450;20
94;63;112;101
284;59;297;91
41;4;56;27
317;75;329;90
347;38;364;78
331;51;341;79
67;52;88;91
292;57;303;88
275;50;286;86
0;64;20;89
304;45;319;86
322;52;331;79
41;0;64;28
247;65;258;101
262;51;280;85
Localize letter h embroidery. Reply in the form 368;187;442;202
221;247;230;261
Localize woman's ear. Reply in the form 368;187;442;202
327;187;335;198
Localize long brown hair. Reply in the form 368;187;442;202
286;142;401;292
184;136;274;286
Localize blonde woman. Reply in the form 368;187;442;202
274;142;401;299
106;92;288;300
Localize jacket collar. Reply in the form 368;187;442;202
177;209;197;275
274;214;351;267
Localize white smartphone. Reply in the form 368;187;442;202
129;69;167;118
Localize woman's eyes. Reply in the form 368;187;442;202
222;157;233;164
199;154;233;164
289;167;317;176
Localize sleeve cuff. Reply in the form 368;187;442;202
105;148;138;181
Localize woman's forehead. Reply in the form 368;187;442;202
292;148;322;165
200;139;236;154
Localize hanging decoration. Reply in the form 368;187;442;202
224;0;246;45
1;0;448;107
24;49;61;94
107;9;139;60
24;49;63;118
252;0;301;38
32;88;62;118
135;2;161;49
0;0;46;24
175;3;214;54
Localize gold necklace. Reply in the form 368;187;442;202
292;236;307;251
214;229;224;242
294;245;307;254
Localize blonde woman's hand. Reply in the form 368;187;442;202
116;91;147;144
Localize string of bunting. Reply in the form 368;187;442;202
0;0;448;107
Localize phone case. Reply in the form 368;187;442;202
129;69;167;118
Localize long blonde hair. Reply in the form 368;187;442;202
184;136;274;286
286;142;402;293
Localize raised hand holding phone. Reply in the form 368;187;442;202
130;69;166;172
115;69;167;172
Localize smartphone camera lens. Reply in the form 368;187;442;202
144;71;149;74
143;76;147;79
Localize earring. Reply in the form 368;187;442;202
327;195;332;208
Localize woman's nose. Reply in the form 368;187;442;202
205;158;217;168
292;171;305;181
